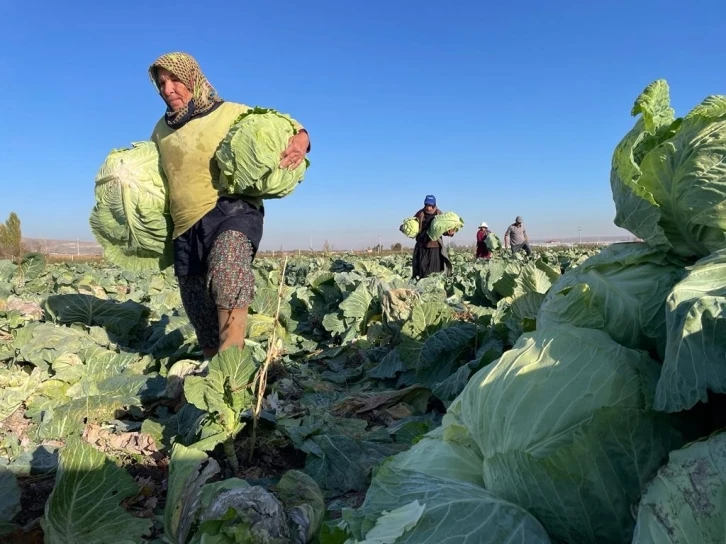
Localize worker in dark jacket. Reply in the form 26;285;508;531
412;195;453;279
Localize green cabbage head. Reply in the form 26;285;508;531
610;79;726;258
458;325;682;544
399;217;419;238
89;141;173;273
633;431;726;544
215;108;308;200
537;242;685;356
428;212;464;240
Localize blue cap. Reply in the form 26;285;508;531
424;195;436;206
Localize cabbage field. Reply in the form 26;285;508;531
0;248;596;543
4;78;726;544
1;242;724;544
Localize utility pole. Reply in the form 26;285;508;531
76;237;80;255
578;227;582;245
378;234;382;255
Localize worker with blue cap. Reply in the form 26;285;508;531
411;195;453;279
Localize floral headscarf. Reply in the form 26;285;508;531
149;52;223;128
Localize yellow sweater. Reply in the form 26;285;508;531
151;102;303;239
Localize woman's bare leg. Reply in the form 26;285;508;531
218;307;248;351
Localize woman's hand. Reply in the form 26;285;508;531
280;131;310;170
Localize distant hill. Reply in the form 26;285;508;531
24;238;102;256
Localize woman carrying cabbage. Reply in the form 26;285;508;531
475;222;493;260
149;52;310;359
412;195;454;279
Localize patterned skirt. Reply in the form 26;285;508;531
178;230;255;349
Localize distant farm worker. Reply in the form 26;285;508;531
476;222;492;260
504;216;532;256
412;195;454;279
149;52;310;359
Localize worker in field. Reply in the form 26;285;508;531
476;222;492;260
148;52;310;359
504;216;532;256
412;195;453;279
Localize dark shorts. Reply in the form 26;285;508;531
174;197;264;349
173;197;264;277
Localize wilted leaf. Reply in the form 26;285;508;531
164;443;220;544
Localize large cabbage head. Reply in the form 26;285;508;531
655;248;726;412
428;212;464;240
610;79;726;258
399;217;419;238
537;242;685;356
89;141;173;273
458;325;682;544
215;108;308;200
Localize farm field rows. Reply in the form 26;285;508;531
1;240;725;543
0;248;595;542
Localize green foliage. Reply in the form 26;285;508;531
0;212;24;261
1;241;724;543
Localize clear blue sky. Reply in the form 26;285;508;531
1;0;724;250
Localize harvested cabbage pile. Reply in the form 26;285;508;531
399;217;419;238
428;212;464;240
89;141;173;273
215;107;308;200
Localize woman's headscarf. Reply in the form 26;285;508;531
149;52;223;128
